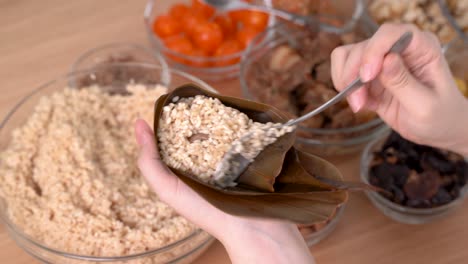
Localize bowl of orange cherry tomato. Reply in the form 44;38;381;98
144;0;275;81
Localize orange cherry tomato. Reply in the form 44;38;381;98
214;40;243;66
228;10;250;23
164;35;194;64
153;15;183;38
241;10;268;30
236;26;262;48
192;22;224;54
188;49;211;67
192;0;215;18
181;13;207;37
214;15;236;37
169;4;190;19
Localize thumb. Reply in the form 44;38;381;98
135;119;178;200
135;120;230;235
378;53;431;107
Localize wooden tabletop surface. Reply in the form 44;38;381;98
0;1;467;263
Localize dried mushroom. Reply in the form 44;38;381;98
369;131;468;208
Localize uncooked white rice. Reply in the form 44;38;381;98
157;95;294;185
0;84;197;257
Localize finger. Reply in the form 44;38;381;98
365;96;379;112
407;31;444;77
364;79;386;111
135;119;230;236
341;41;369;112
377;53;433;110
331;41;370;112
360;23;422;82
135;119;178;199
331;43;354;91
331;43;367;112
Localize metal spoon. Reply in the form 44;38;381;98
213;31;414;188
202;0;341;33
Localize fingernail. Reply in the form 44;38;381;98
360;63;374;82
348;94;363;113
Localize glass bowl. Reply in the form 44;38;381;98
69;42;171;90
360;132;468;225
295;149;348;246
438;0;468;42
298;203;346;246
143;0;276;81
0;63;215;263
271;0;365;33
445;37;468;97
240;19;388;158
363;0;458;45
445;37;468;81
70;42;169;73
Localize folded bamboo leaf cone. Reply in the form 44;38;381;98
154;84;349;224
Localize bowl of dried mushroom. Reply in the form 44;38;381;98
360;131;468;224
240;19;388;157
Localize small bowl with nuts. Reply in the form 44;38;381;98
364;0;459;45
240;19;388;157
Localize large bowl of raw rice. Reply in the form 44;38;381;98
0;63;215;264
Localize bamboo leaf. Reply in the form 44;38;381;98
152;84;378;224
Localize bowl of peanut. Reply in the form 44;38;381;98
363;0;460;45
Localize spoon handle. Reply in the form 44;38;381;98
286;31;413;126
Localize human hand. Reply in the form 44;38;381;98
134;119;314;264
331;23;468;155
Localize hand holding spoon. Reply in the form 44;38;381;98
213;31;414;188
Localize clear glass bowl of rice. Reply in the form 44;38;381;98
0;63;215;264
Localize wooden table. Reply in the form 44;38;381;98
0;1;467;263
